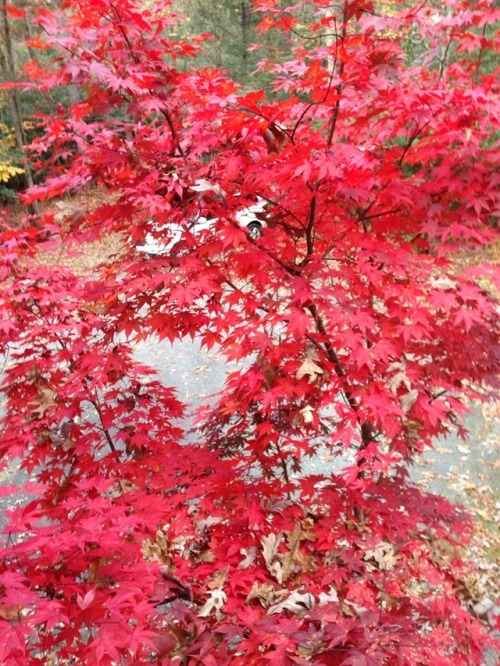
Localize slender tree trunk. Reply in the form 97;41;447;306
23;8;41;65
0;0;40;214
240;0;249;77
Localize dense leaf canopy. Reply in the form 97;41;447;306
0;0;498;663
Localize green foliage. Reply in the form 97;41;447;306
170;0;291;86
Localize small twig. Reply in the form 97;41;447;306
306;305;374;449
88;396;117;453
438;34;453;82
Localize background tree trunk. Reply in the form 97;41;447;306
0;0;40;214
240;0;249;77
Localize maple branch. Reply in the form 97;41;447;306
306;305;373;448
88;395;117;453
290;9;344;143
37;324;118;455
248;239;301;277
160;108;184;158
438;33;453;82
405;0;431;19
355;202;401;234
38;25;80;59
290;53;339;141
240;107;295;146
272;439;292;491
397;120;431;167
358;206;401;223
109;4;139;63
305;195;316;257
253;192;306;229
326;16;346;148
109;3;184;157
326;84;343;148
221;209;373;451
211;263;374;451
115;89;184;158
209;22;239;41
474;23;489;80
277;11;341;42
430;389;447;403
51;461;77;506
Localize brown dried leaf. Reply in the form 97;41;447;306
246;582;288;608
198;589;227;617
62;438;76;451
296;353;324;383
238;547;258;569
87;558;112;586
197;550;216;563
207;567;229;590
31;386;58;418
0;604;22;621
142;530;171;565
80;301;107;315
281;524;316;582
261;533;281;567
364;542;400;571
268;589;314;615
256;352;278;387
246;582;276;605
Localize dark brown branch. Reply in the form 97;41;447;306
326;13;346;148
306;304;374;448
438;34;453;82
109;3;184;157
88;396;117;453
305;195;316;256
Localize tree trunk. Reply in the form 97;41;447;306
0;0;40;214
240;0;249;77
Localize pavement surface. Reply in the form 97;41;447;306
134;336;499;495
0;335;498;660
3;335;497;516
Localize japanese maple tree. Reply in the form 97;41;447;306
0;0;499;663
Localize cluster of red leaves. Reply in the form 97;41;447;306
0;0;499;663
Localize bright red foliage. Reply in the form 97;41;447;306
0;0;499;663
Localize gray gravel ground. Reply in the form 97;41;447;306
1;335;498;661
